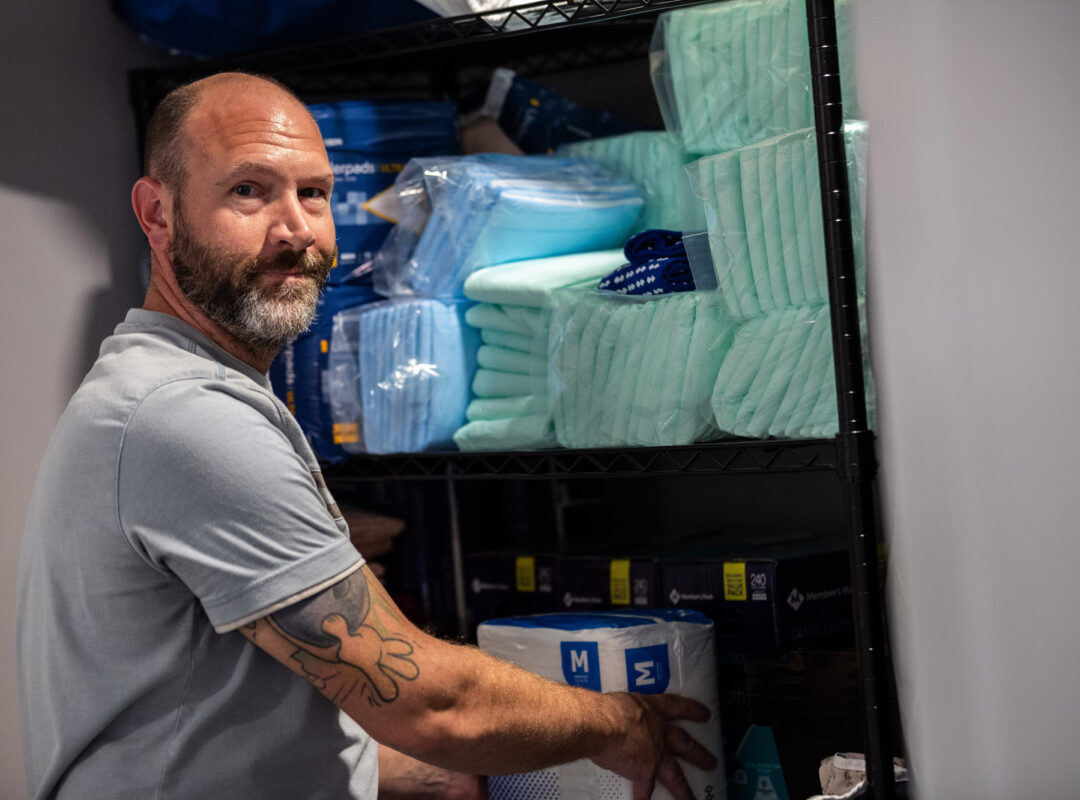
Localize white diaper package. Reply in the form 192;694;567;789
477;609;726;800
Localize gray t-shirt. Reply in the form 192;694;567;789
17;309;377;799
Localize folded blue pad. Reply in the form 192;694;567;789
327;299;479;454
374;154;644;298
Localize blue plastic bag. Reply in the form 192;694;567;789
111;0;437;58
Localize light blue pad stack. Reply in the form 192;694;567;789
548;289;736;448
711;299;875;439
557;132;702;233
651;0;859;155
327;299;479;454
454;250;626;451
685;121;868;321
373;153;644;299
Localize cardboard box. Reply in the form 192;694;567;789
660;548;854;657
557;555;658;611
465;552;558;628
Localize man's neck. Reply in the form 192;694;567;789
142;273;278;374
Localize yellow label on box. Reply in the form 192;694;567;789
610;559;631;605
515;556;536;592
723;562;748;601
332;422;359;444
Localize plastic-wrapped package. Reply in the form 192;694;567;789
685;122;868;320
307;100;460;284
477;609;726;800
111;0;435;58
650;0;858;155
268;279;381;463
547;289;736;449
373;154;644;298
557;132;702;233
327;298;479;454
710;300;876;439
452;249;626;452
478;68;651;154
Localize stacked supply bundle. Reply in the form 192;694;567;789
454;250;627;451
327;299;479;454
710;301;872;439
650;0;858;155
685;123;875;439
477;609;725;800
686;122;868;319
308;99;460;283
557;131;701;233
373;153;644;298
548;288;736;449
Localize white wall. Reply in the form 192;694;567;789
0;4;176;797
858;1;1080;797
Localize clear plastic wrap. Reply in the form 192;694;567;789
373;153;644;299
327;298;479;454
547;288;737;448
710;299;876;439
685;121;868;320
557;132;701;234
650;0;859;155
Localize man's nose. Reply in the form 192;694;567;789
271;193;317;251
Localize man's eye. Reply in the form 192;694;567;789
233;184;255;197
300;188;327;199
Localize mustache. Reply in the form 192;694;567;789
244;247;336;281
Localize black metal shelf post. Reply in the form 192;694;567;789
806;1;896;797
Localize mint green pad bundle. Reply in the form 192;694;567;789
685;120;868;320
711;298;875;439
651;0;859;155
549;290;735;448
558;132;698;232
456;251;627;451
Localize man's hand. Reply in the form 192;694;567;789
591;692;718;800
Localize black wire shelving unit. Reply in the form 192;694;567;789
127;2;897;795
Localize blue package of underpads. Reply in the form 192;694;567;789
111;1;436;58
478;68;653;154
269;277;381;464
308;100;461;285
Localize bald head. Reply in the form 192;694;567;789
143;72;309;197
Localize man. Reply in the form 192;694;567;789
16;72;716;799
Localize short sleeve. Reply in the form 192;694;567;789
117;378;363;631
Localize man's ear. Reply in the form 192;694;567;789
132;177;173;252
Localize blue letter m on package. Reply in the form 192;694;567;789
561;641;602;691
625;643;670;694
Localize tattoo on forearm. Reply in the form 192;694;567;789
268;571;420;706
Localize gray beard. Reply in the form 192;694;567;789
168;205;334;349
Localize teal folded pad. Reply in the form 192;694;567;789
453;414;552;452
476;344;545;376
466;395;548;422
463;249;626;308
